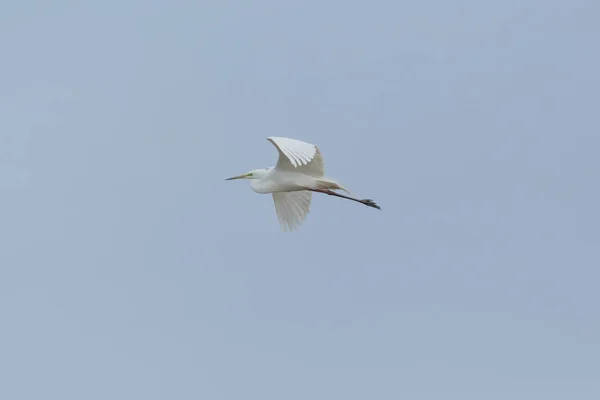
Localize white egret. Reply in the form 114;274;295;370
225;137;380;231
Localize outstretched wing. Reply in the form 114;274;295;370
266;137;324;177
272;191;312;232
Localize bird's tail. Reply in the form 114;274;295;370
316;178;352;195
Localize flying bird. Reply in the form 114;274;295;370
225;137;380;231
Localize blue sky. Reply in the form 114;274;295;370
1;1;599;399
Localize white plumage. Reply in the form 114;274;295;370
267;136;324;176
272;191;312;232
225;137;380;231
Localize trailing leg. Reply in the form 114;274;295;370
310;188;381;210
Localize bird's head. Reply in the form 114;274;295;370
225;168;269;181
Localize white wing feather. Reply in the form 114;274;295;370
266;137;324;177
272;191;312;232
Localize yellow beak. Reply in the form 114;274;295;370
225;173;250;181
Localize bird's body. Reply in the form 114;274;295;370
249;169;345;194
226;137;380;231
249;170;311;194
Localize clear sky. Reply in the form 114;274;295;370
1;1;599;399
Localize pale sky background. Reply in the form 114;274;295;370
1;1;599;399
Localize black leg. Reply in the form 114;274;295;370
310;189;381;210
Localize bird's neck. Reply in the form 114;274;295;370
250;169;273;194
